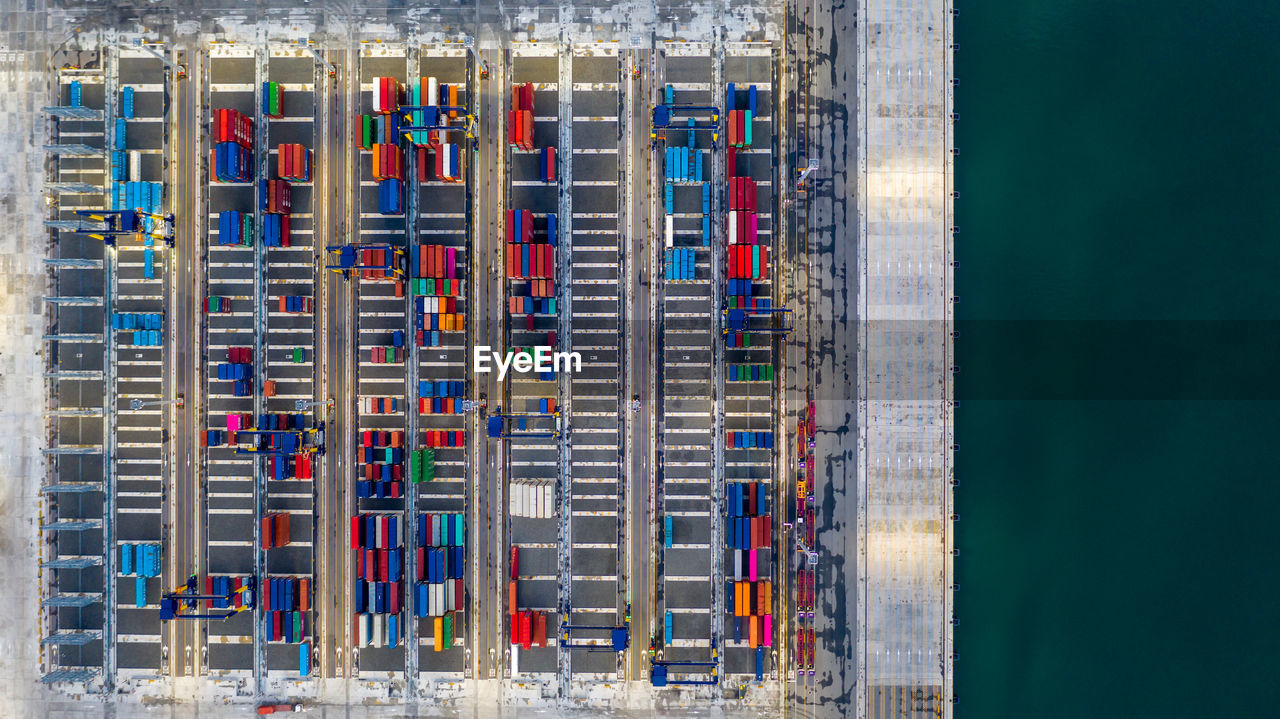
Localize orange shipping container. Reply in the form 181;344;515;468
391;430;403;448
264;380;277;397
299;578;311;611
274;513;290;547
262;516;274;549
508;580;517;617
749;614;758;648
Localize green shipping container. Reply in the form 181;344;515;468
361;115;372;149
765;364;774;381
269;83;281;117
292;347;303;363
243;214;254;246
752;245;760;279
744;110;753;146
453;513;463;545
547;298;557;314
442;614;454;649
293;611;302;643
384;447;393;464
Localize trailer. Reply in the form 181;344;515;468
650;645;720;687
72;209;175;247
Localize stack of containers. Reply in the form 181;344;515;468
408;447;435;483
421;427;465;450
277;295;314;314
268;451;313;481
204;295;231;314
276;143;312;182
725;83;757;148
665;145;703;184
203;575;251;611
217;210;254;246
726;481;773;649
361;111;400;150
726;430;774;449
417;133;464;184
69;81;82;107
371;76;405;214
508;479;555;519
112;313;163;346
143;246;156;279
419;380;465;415
664;248;696;281
728;363;775;382
506;548;549;649
120;87;135;119
357;429;404;499
262;81;284;119
218;346;253;397
508;82;535;151
363;397;402;415
505;210;556;289
370;330;405;364
120;543;160;608
261;512;292;549
114;118;127;151
262;576;311;644
414;512;465;653
115;181;164;213
260;179;293;246
211;108;253;182
411;243;462;346
352;513;404;648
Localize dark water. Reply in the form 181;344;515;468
955;2;1280;717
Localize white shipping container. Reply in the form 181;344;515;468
665;215;674;248
358;612;371;647
510;484;519;517
542;482;553;518
728;211;738;245
444;144;457;178
376;516;386;549
372;613;384;648
446;579;456;611
427;77;438;108
734;549;743;582
128;150;142;182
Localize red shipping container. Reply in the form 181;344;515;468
262;516;274;549
455;579;464;612
510;611;520;644
510;546;519;579
507;110;517;145
273;611;283;642
534;612;547;647
389;581;400;615
365;549;376;581
351;517;361;549
521;83;535;114
520;611;532;650
415;546;426;581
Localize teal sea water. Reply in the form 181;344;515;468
955;2;1280;717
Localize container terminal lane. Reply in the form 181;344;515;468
26;0;953;716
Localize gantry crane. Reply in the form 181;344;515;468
159;575;254;621
325;242;406;280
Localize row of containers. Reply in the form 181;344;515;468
665;248;698;281
508;479;555;518
795;409;817;674
211;108;253;182
359;429;406;499
726;481;774;649
724;82;759;148
413;512;465;654
261;576;311;644
508;546;551;648
727;362;775;382
414;241;463;348
112;312;163;346
110;149;143;182
352;513;404;648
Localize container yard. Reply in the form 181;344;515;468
19;0;952;716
